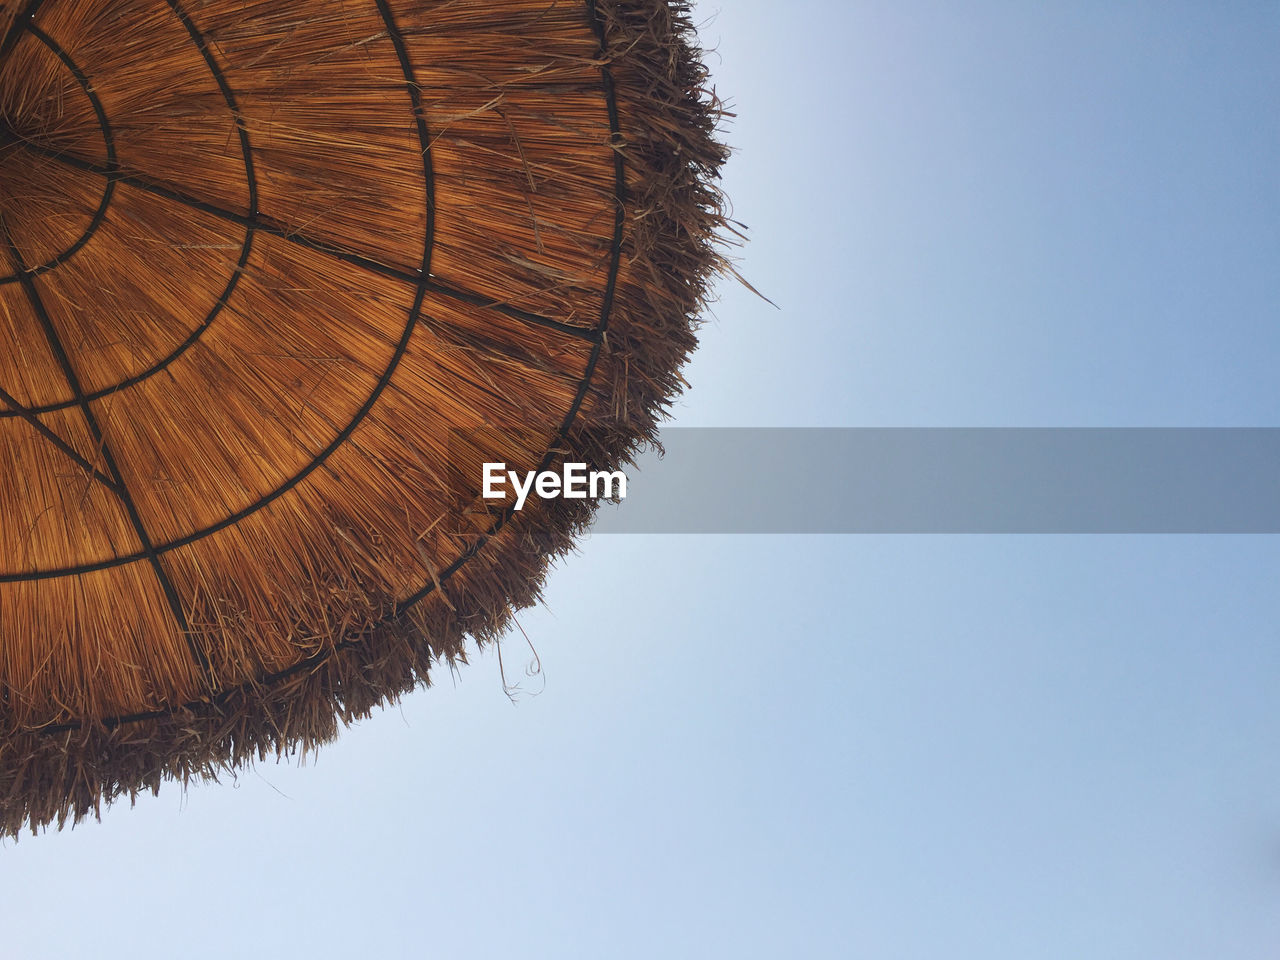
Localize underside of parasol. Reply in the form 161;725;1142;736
0;0;728;836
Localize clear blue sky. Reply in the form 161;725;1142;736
3;3;1278;957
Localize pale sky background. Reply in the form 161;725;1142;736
3;2;1279;957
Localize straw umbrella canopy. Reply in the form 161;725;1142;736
0;0;726;836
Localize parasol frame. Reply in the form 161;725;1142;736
0;0;726;835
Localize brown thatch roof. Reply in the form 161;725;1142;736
0;0;727;836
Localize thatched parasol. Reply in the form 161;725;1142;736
0;0;726;835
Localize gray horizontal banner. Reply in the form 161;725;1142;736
587;428;1280;533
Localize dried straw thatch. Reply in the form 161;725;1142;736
0;0;727;836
